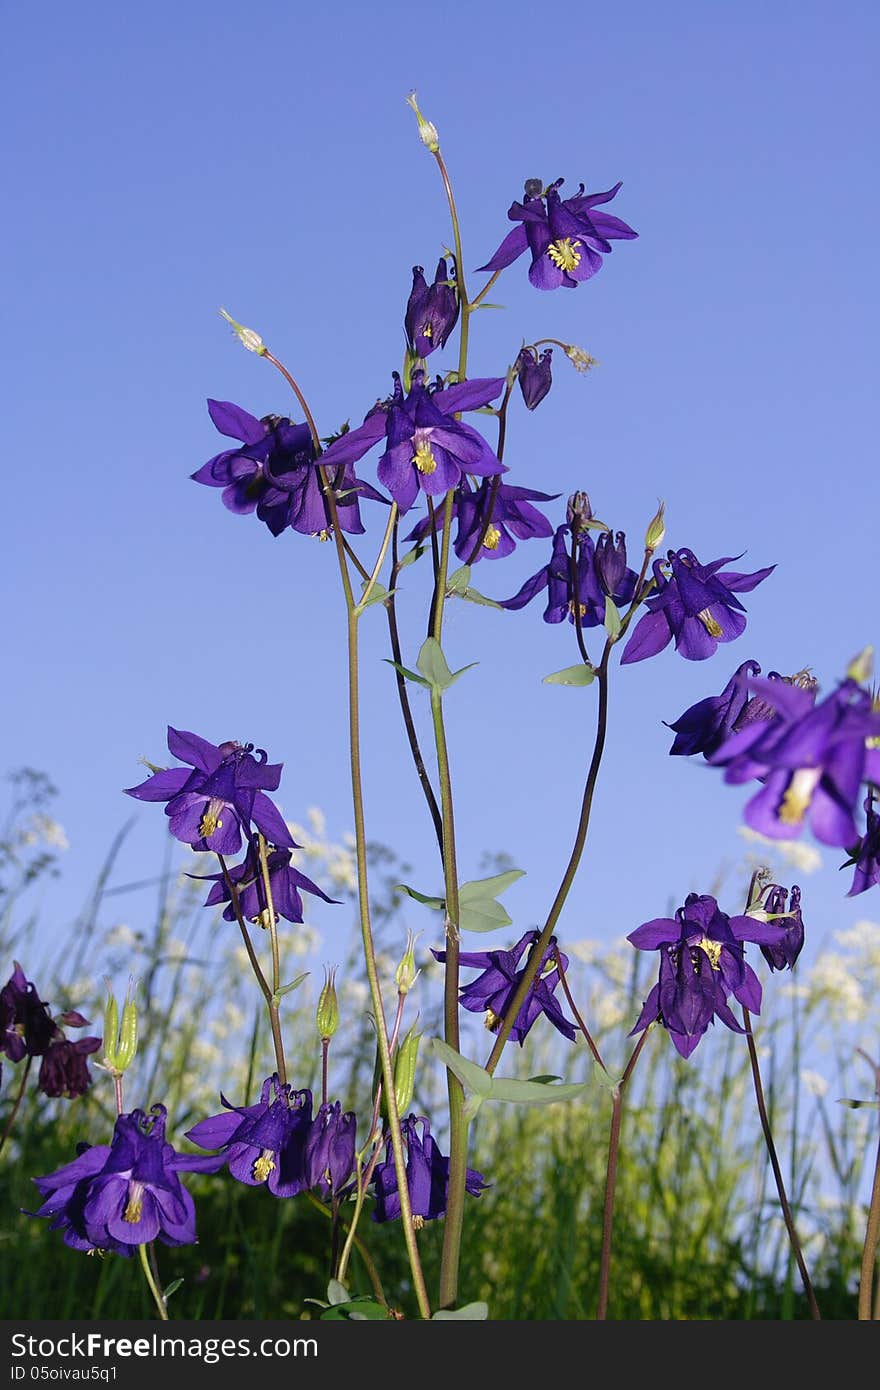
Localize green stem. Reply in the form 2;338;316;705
596;1027;651;1319
357;502;398;611
858;1097;880;1318
218;855;286;1084
138;1243;169;1321
432;150;470;381
470;268;502;310
306;1190;386;1305
0;1055;32;1157
256;833;287;1087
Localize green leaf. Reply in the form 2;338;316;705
431;1038;492;1097
603;598;621;639
432;1302;489;1320
273;972;310;1002
416;637;477;691
162;1279;184;1302
543;663;596;687
326;1278;350;1306
528;1074;562;1084
459;869;525;900
383;659;430;688
488;1077;587;1106
398;543;427;569
446;563;502;608
358;579;393;610
458;897;512;933
837;1098;880;1109
321;1297;389;1320
395;882;445;911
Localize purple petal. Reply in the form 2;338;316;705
207;399;266;445
620;610;672;664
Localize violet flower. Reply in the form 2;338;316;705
124;727;295;856
845;794;880;897
196;842;338;927
303;1101;357;1200
477;177;637;290
185;1075;314;1198
405;477;557;562
516;347;553;409
29;1104;222;1254
628;893;788;1057
371;1115;487;1224
433;930;576;1045
756;883;805;971
1;963;55;1063
318;371;507;514
499;524;636;626
38;1036;102;1099
405;258;459;358
621;548;775;664
666;659;763;758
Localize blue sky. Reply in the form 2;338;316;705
4;1;879;982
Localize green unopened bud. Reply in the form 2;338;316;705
847;645;874;686
102;980;138;1075
563;344;599;374
393;1024;422;1116
395;930;421;996
644;500;666;554
405;91;440;153
316;966;339;1041
219;307;267;356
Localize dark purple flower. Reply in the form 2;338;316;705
29;1104;222;1255
185;1075;314;1198
38;1036;102;1099
405;476;558;563
667;659;763;758
318;371;507;514
516;347;553;410
1;963;55;1062
433;930;576;1046
405;258;459;358
845;794;880;896
124;727;295;856
477;177;637;291
371;1115;487;1223
756;883;805;971
499;524;636;626
711;678;880;848
621;548;775;664
628;893;788;1058
303;1101;357;1199
195;842;338;928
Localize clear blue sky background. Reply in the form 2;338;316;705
3;1;878;982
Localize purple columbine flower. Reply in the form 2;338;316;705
476;177;637;290
628;893;788;1058
499;524;636;626
755;883;805;971
195;841;338;928
433;930;576;1045
620;548;775;664
303;1101;357;1200
29;1104;222;1254
38;1036;102;1099
191;400;380;539
1;963;55;1064
845;794;880;896
124;727;295;856
405;258;459;358
185;1075;316;1198
371;1115;487;1224
666;659;763;758
711;678;880;848
405;477;558;563
318;371;507;514
516;347;553;410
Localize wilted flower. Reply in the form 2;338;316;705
499;524;636;626
405;477;557;562
433;930;576;1045
125;727;295;856
38;1037;102;1099
515;347;553;409
371;1115;487;1223
29;1104;222;1254
405;259;459;358
477;177;637;290
621;548;774;664
628;893;788;1057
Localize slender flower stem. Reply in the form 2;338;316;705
569;534;592;667
596;1027;651;1319
857;1056;880;1319
552;947;604;1069
321;1039;329;1109
357;502;398;611
741;1003;821;1319
461;379;514;567
0;1055;32;1158
138;1243;169;1321
113;1075;124;1116
218;855;286;1085
432;150;470;381
264;351;322;454
470;267;502;309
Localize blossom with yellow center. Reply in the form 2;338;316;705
547;237;582;272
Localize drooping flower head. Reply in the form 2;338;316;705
515;346;553;410
124;728;295;856
371;1115;487;1224
318;372;507;514
499;523;636;627
405;258;459;358
666;659;763;759
195;841;338;928
477;177;637;291
621;548;775;664
303;1101;357;1200
30;1104;222;1254
38;1036;102;1099
845;793;880;897
628;893;788;1057
710;678;880;848
1;963;55;1063
433;930;576;1046
753;883;806;972
405;477;558;563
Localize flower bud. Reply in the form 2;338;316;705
405;92;439;153
515;347;553;410
563;343;598;374
847;645;874;686
316;966;340;1041
218;307;267;356
566;491;593;535
395;930;421;996
644;500;666;554
393;1024;422;1116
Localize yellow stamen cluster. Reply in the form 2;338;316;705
412;442;437;475
312;529;331;542
697;608;723;638
778;768;821;826
483;525;501;551
123;1182;145;1224
484;1009;501;1033
199;799;225;839
547;238;582;272
696;937;723;971
569;599;588;619
412;1214;425;1231
253;1150;276;1183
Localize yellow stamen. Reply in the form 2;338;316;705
547;238;582;272
412;442;437;475
697;608;723;638
421;322;433;339
413;1214;425;1231
568;599;587;619
484;1009;501;1032
123;1181;145;1224
312;528;330;542
253;1150;276;1183
695;937;722;970
252;909;275;931
199;798;225;840
483;525;501;551
778;768;822;826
